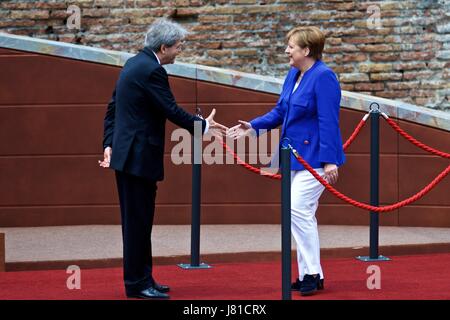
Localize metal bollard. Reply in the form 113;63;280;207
369;108;380;259
357;103;390;262
190;135;202;267
178;117;211;269
280;146;292;300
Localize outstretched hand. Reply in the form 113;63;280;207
206;108;228;136
226;120;254;140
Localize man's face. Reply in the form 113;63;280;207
160;40;183;65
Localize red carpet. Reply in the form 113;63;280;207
0;253;449;300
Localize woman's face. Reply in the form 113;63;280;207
285;38;309;68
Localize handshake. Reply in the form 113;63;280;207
205;108;254;140
99;108;253;169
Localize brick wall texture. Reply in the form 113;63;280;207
1;0;449;111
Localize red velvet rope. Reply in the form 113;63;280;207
343;118;366;150
220;113;450;213
289;146;450;213
222;142;282;180
383;116;450;159
221;117;367;179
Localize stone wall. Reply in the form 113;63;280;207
1;0;449;110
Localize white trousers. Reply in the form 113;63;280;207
291;169;325;281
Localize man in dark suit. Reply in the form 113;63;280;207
99;18;227;299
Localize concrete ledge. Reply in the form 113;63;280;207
1;32;448;132
1;224;449;272
0;233;5;272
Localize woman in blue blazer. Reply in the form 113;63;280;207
228;26;345;296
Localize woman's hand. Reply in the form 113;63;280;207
226;120;254;140
323;163;338;184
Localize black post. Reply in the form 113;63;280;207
369;110;380;259
191;134;201;266
280;146;291;300
178;120;211;269
356;104;390;262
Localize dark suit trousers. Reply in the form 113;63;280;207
115;170;157;293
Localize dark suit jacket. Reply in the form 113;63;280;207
103;47;206;181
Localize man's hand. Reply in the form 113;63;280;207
226;120;254;140
323;163;338;184
206;108;228;135
98;147;112;168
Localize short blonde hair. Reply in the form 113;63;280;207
286;26;325;60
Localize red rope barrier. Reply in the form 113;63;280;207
383;116;450;159
222;137;449;212
289;146;450;213
343;118;366;150
222;142;281;179
221;115;368;180
220;112;450;212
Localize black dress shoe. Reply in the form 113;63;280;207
154;282;170;293
291;278;324;291
300;274;322;296
127;287;170;299
291;278;302;291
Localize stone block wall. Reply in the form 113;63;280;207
0;0;449;110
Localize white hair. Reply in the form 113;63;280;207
144;18;188;52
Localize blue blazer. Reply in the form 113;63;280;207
250;60;345;171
